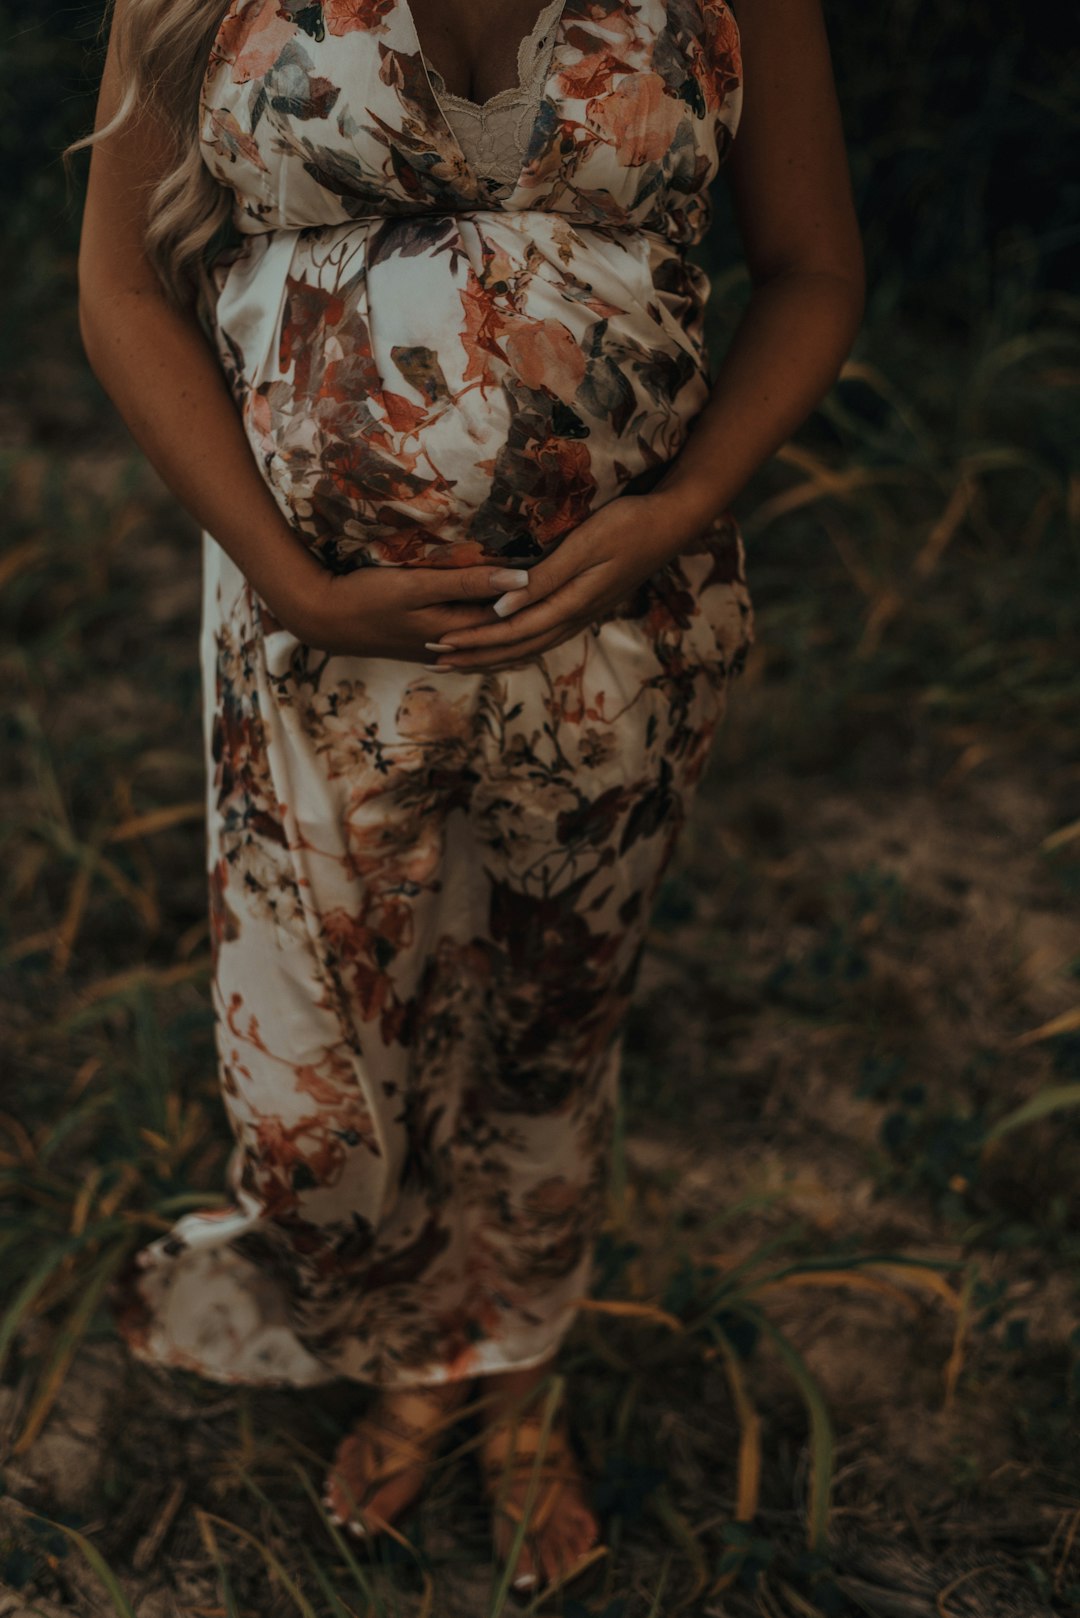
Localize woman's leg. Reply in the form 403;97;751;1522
323;1376;476;1533
475;1355;601;1590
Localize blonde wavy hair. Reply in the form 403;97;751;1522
65;0;234;307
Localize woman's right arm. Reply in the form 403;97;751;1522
77;0;340;635
77;0;520;656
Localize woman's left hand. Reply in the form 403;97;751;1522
425;491;708;673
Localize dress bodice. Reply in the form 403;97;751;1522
199;0;742;243
195;0;744;574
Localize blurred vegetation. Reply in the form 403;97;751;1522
1;0;1079;1614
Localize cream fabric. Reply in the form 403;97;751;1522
110;0;752;1392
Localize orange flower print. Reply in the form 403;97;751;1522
218;2;295;84
323;0;396;37
586;72;685;167
703;0;743;103
117;0;754;1393
504;318;588;403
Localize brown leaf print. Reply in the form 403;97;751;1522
587;72;686;167
117;0;753;1390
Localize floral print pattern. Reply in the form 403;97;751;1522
108;0;754;1388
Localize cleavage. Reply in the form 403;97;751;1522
406;0;560;108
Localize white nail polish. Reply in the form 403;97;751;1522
424;640;456;651
493;590;528;618
489;567;529;589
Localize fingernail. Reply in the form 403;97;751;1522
489;567;529;589
512;1572;538;1591
493;589;529;618
424;641;456;650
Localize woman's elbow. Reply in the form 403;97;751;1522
838;254;867;351
841;231;867;330
76;250;117;375
804;232;868;354
77;290;102;375
75;249;167;377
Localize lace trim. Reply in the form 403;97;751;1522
422;0;565;184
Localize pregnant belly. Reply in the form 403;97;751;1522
210;212;713;573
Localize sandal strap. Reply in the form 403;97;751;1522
332;1390;460;1492
482;1453;582;1486
353;1413;433;1471
490;1475;565;1534
478;1405;610;1591
479;1411;584;1534
481;1422;572;1471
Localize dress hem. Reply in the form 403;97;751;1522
111;1282;584;1393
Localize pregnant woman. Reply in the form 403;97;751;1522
73;0;863;1591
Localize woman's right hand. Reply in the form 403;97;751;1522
288;561;533;661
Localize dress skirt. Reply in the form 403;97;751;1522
107;509;754;1389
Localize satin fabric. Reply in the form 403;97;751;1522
109;0;754;1388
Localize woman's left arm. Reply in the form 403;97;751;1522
429;0;865;670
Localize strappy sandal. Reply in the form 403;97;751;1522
480;1409;609;1596
322;1386;465;1539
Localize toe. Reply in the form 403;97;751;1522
574;1506;601;1549
325;1473;359;1522
504;1534;539;1590
491;1507;537;1587
540;1511;600;1585
540;1531;578;1587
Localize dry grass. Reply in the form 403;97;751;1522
2;0;1080;1611
2;293;1078;1612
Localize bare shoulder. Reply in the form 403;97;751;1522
722;0;865;286
77;0;186;294
89;0;181;169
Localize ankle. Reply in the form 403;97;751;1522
378;1377;473;1411
478;1356;561;1425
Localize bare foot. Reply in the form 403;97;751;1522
479;1376;603;1592
323;1379;472;1536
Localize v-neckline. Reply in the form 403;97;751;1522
396;0;571;181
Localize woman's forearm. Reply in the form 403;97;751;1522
646;266;866;539
78;283;328;626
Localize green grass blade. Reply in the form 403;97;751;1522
644;1557;671;1618
694;1187;788;1236
685;1223;811;1321
194;1510;241;1618
0;1243;76;1376
297;1539;365;1618
36;1092;113;1164
737;1304;835;1554
235;1464;364;1618
290;1459;383;1614
15;1505;136;1617
486;1373;564;1618
650;1485;708;1611
201;1509;321;1618
982;1082;1080;1144
14;1241;131;1452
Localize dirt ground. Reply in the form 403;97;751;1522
2;342;1079;1612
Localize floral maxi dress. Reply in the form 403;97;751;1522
110;0;755;1389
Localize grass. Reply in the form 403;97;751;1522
2;0;1080;1612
